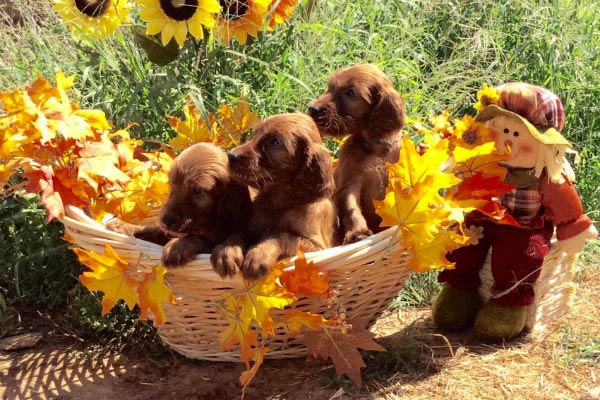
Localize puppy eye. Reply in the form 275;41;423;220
270;137;282;146
346;88;358;97
192;187;204;196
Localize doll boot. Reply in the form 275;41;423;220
473;302;527;341
432;285;483;331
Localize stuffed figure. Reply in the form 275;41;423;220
432;82;598;341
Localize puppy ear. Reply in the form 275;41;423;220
293;140;335;205
367;86;406;138
216;180;253;229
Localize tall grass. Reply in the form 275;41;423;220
1;0;599;334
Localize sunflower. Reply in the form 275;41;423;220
473;84;500;110
267;0;298;30
52;0;132;40
215;0;270;45
138;0;221;47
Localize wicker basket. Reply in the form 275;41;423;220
61;207;576;360
61;206;413;361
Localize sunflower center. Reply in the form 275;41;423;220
74;0;110;17
219;0;249;21
159;0;199;21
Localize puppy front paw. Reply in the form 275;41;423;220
241;247;277;281
210;244;243;278
343;228;373;245
105;218;140;236
162;237;204;267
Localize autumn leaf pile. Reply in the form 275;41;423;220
0;72;256;328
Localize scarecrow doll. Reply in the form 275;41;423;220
433;82;597;341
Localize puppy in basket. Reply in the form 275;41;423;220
308;64;406;244
212;113;339;280
106;142;252;269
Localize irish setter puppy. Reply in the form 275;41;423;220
106;142;252;268
212;113;338;280
308;64;406;244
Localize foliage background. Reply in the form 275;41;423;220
1;0;599;344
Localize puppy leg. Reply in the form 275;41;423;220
105;220;171;246
242;237;282;281
211;232;249;278
162;235;209;267
337;185;373;244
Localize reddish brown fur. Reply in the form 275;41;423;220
308;64;406;243
213;113;338;280
106;143;252;269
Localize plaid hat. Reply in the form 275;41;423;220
475;82;572;147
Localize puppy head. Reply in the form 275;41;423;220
159;143;230;236
308;64;406;140
228;113;334;204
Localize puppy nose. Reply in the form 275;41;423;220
161;213;176;229
227;152;240;165
308;105;323;118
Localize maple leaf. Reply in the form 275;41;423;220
237;262;297;336
302;321;385;388
406;229;468;272
279;310;329;336
167;97;213;151
75;244;140;315
240;346;268;398
77;138;131;192
219;295;259;367
388;135;454;190
212;97;258;148
279;252;330;298
137;264;176;325
453;141;509;180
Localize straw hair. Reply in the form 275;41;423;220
61;206;574;360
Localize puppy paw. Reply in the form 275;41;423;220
343;228;373;245
104;219;140;236
210;245;243;278
162;237;202;267
241;248;277;281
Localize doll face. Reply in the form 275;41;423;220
487;115;540;168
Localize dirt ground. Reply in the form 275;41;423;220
2;268;599;400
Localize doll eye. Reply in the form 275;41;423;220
513;131;519;137
503;128;509;134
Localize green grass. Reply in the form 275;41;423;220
2;0;600;341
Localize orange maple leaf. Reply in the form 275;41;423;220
302;320;385;388
240;346;269;398
453;141;510;180
279;252;330;298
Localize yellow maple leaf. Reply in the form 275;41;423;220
137;264;176;325
212;97;258;148
238;262;297;336
168;97;213;151
406;230;468;272
279;252;330;298
75;244;139;315
453;141;509;180
280;310;329;336
219;295;259;367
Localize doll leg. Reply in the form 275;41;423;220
474;223;553;341
433;220;494;330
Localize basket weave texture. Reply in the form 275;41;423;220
61;207;412;361
62;207;575;361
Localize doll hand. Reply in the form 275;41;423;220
557;225;598;255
